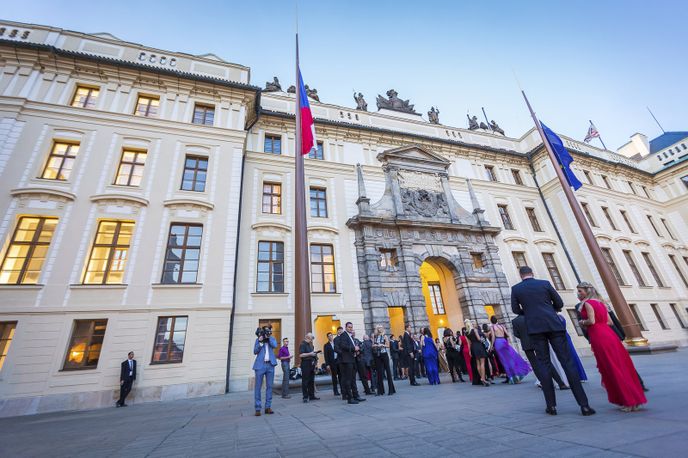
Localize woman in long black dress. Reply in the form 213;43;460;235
442;329;465;382
465;320;489;386
372;325;396;395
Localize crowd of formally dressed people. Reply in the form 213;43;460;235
252;266;648;417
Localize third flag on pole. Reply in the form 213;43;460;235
584;123;600;143
541;121;583;190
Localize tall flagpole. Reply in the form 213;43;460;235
294;33;312;365
589;120;608;150
522;91;647;346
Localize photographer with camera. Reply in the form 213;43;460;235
252;324;277;416
299;332;320;403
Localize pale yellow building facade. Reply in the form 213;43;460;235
0;21;686;416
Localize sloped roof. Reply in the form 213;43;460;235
650;131;688;154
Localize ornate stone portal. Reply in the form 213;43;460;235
346;145;511;334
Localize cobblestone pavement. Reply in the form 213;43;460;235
1;350;687;457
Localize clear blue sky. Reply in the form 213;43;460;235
4;1;686;149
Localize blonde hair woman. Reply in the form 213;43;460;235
372;324;396;395
465;319;489;386
576;282;646;411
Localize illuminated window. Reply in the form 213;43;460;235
40;142;79;180
380;249;398;271
0;322;17;372
134;94;159;117
511;169;524;185
70;85;99;108
310;244;336;293
309;141;324;160
601;248;626;286
471;252;484;269
256;241;284;293
623;250;646;287
181;155;208;192
264;134;281;154
192;103;215;125
542;253;565;290
83;221;134;284
63;319;108;370
310;187;328;218
0;216;58;284
428;283;445;315
152;316;188;364
262;182;281;214
497;205;514;230
114;149;147;186
525;208;543;232
161;224;202;284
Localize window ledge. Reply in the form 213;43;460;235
638;286;655;289
311;292;341;297
151;283;203;289
251;292;289;297
147;362;185;369
70;284;128;290
0;284;44;290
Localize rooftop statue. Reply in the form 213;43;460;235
287;85;296;93
490;120;505;136
467;114;479;130
428;106;440;124
305;84;320;102
264;76;282;92
479;121;489;130
354;92;368;111
376;89;417;114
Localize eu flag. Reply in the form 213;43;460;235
540;122;583;190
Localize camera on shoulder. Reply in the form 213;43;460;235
255;324;273;339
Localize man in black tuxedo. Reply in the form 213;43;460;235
334;322;366;404
512;314;568;390
117;351;136;407
323;332;340;396
354;333;373;395
402;324;420;386
511;266;595;416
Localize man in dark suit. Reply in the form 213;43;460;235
402;324;420;386
512;314;568;390
334;322;366;404
389;335;400;380
323;332;340;396
511;266;595;416
117;351;136;407
355;333;373;395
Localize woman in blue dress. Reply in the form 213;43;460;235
421;328;441;385
558;313;588;382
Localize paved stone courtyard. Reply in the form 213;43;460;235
1;350;686;457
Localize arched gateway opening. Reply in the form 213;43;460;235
420;258;464;338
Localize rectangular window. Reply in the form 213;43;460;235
259;319;282;356
309;187;328;218
641;252;664;287
660;218;676;240
264;134;282;154
668;255;688;288
114;149;147;187
512;251;527;269
471;253;484;269
192;103;215;126
428;283;446;315
70;85;99;108
682;175;688;190
601;175;611;189
134;94;159;117
601;207;618;231
310;243;336;293
623;250;646;287
379;249;398;271
629;304;647;331
601;248;626;286
619;210;636;233
63;319;107;370
261;182;282;214
542;253;565;290
525;208;543;232
641;185;651;198
308;141;324;160
669;304;686;329
161;224;202;284
581;203;597;227
256;241;284;293
0;322;17;372
627;181;637;195
41;141;79;180
646;215;661;237
0;216;58;285
651;304;669;330
83;220;134;284
484;165;497;182
511;169;523;185
497;205;514;230
152;316;188;364
566;309;584;336
181;155;208;192
583;170;592;184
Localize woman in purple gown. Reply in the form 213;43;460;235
489;316;531;384
421;328;440;385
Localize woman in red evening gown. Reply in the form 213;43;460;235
460;328;473;382
577;283;647;411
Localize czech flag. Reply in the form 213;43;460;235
298;68;315;155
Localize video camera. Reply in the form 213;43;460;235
255;325;273;339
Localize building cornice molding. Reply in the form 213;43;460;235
307;225;339;235
251;222;291;232
10;186;76;201
163;198;214;211
90;193;149;206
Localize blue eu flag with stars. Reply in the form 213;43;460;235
540;122;583;190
